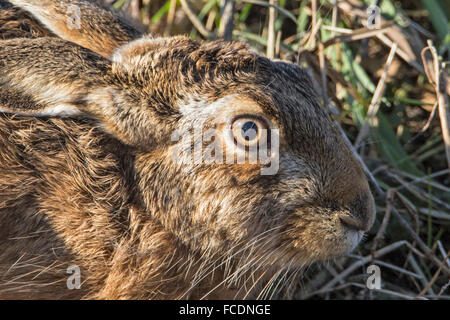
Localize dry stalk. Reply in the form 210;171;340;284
416;250;450;299
179;0;216;39
355;42;398;148
218;0;235;41
266;0;277;59
164;0;177;36
421;41;450;175
315;241;419;295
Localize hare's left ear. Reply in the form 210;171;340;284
8;0;141;58
0;38;173;148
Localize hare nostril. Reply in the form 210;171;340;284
340;215;367;232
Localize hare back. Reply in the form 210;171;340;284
0;0;54;39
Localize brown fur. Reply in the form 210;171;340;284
0;0;375;299
6;0;141;57
0;0;53;39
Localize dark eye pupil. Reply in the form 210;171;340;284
242;121;258;141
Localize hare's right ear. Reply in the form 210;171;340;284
0;38;166;148
8;0;142;58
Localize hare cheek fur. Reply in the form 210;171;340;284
0;0;375;299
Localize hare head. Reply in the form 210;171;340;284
0;0;375;298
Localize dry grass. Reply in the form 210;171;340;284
106;0;450;300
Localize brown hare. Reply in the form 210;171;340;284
0;0;375;299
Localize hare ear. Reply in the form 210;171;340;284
0;38;164;148
8;0;141;58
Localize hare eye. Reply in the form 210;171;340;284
231;117;267;147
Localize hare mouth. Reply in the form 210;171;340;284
326;227;365;258
268;229;365;267
343;229;365;251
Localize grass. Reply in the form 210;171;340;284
106;0;450;300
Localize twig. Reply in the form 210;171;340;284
307;282;428;300
421;40;450;175
408;254;435;296
206;10;217;31
405;17;436;40
322;25;353;34
327;0;339;63
405;102;439;146
392;168;450;193
240;0;297;24
164;0;177;36
275;30;282;57
318;41;328;108
386;172;450;211
417;208;450;221
324;264;345;285
377;33;424;74
437;241;450;268
372;259;423;279
355;42;398;148
302;18;322;49
218;0;235;41
330;0;338;39
438;280;450;297
128;0;140;22
319;241;412;292
266;0;277;59
322;23;394;49
373;288;428;300
391;207;450;277
371;189;394;256
416;250;450;298
310;0;317;49
179;0;216;39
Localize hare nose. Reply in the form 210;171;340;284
340;215;369;232
339;194;375;232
